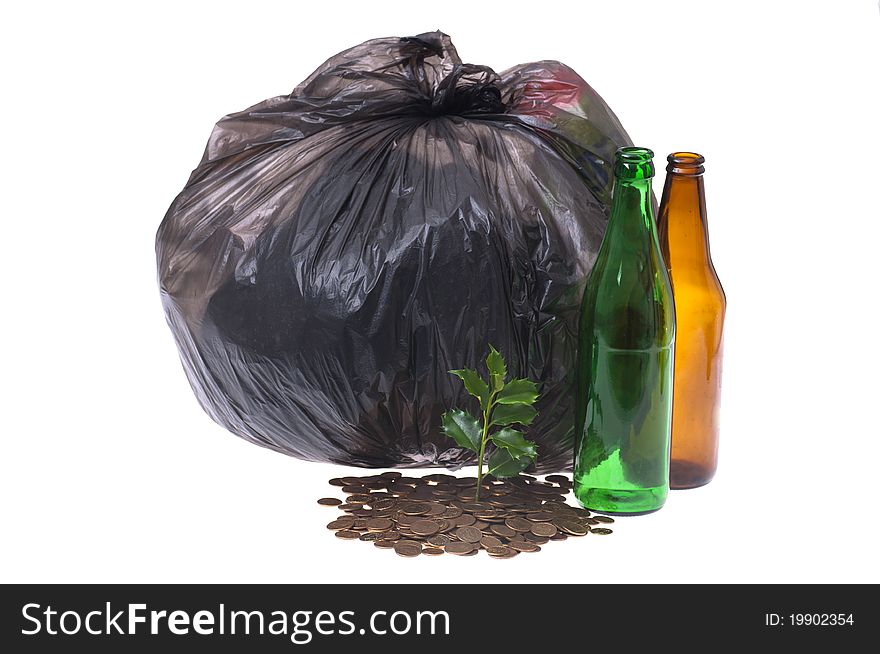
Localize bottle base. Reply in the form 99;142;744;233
670;459;715;490
573;485;667;515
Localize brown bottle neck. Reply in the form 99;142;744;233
659;173;714;268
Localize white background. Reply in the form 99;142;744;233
2;0;878;584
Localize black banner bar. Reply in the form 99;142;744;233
0;584;870;652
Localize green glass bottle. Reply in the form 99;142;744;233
574;147;676;515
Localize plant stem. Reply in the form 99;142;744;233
476;392;498;502
476;408;491;502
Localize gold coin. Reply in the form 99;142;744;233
453;514;476;527
377;530;401;541
326;518;355;530
490;524;516;539
453;526;483;543
427;534;451;547
508;540;541;553
373;540;395;549
432;519;452;533
525;511;554;522
341;485;369;494
445;542;477;555
410;520;441;536
393;540;423;557
421;547;445;556
365;518;394;532
486;546;518;559
544;503;574;514
399;502;431;516
336;503;359;512
359;532;384;541
530;522;558;538
461;502;492;512
504;517;533;533
334;530;359;539
480;536;503;549
552;517;589;536
478;514;506;524
473;510;499;520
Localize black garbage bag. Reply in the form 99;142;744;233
157;31;635;472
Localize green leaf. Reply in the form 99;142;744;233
441;409;482;452
491;428;538;460
449;368;491;411
496;378;539;405
487;447;533;478
486;345;507;392
490;403;537;427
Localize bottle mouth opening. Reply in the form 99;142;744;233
615;147;655;179
617;147;655;163
667;152;705;175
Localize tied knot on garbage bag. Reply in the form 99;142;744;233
425;64;505;116
400;33;506;116
157;31;640;471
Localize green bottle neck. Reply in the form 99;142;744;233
608;177;658;239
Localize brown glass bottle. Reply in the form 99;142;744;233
657;153;725;489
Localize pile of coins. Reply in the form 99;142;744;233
319;472;613;558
